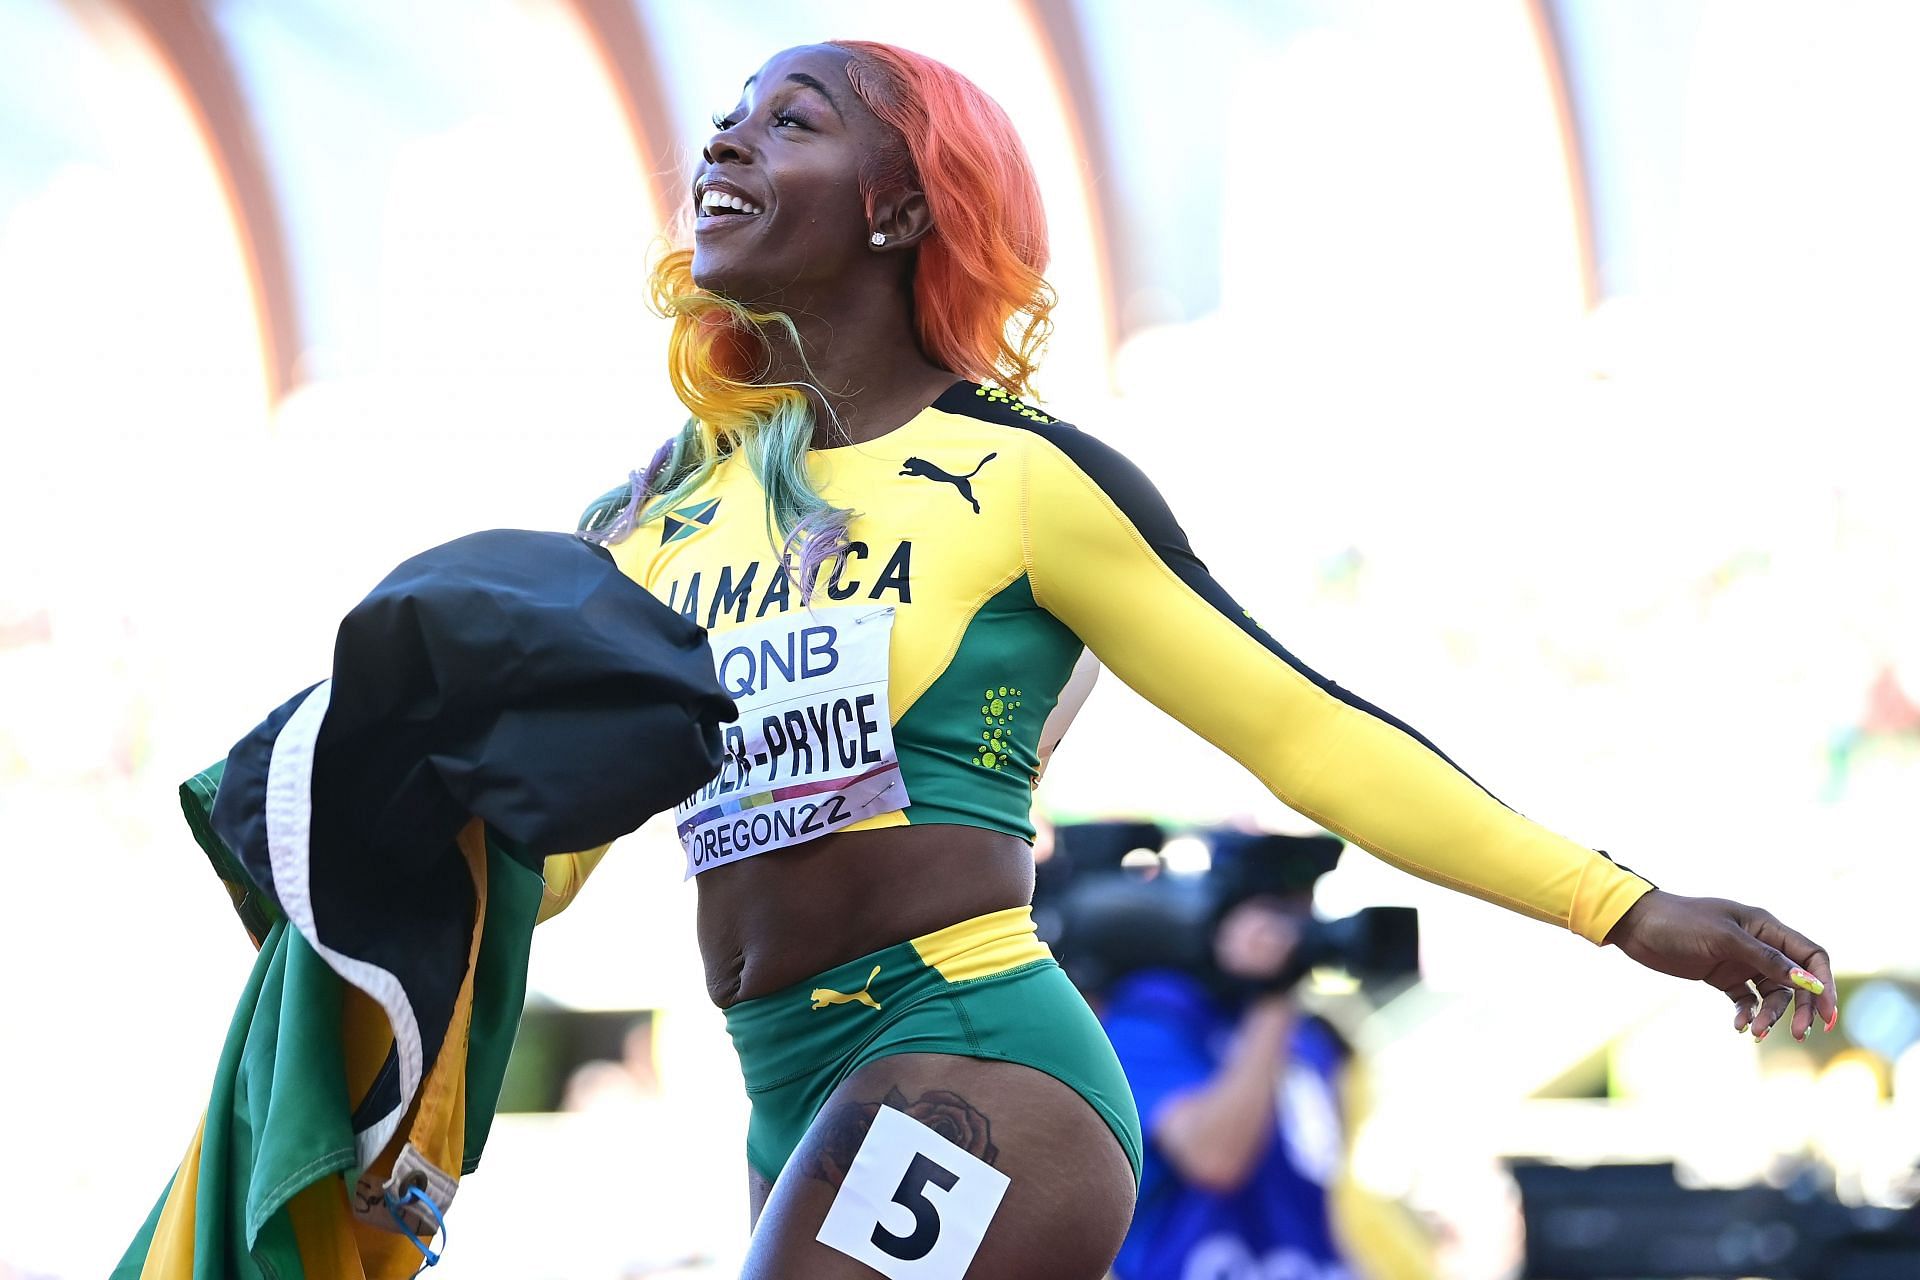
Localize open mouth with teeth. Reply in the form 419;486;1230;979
699;188;764;217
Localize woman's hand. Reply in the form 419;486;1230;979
1606;889;1838;1041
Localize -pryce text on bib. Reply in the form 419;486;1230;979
678;605;908;877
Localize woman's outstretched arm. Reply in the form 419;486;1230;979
1016;423;1835;1039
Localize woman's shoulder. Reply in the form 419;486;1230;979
942;383;1149;466
939;381;1073;429
930;385;1174;526
934;381;1140;473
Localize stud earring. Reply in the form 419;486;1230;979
869;231;887;246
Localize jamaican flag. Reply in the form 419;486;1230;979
115;530;733;1278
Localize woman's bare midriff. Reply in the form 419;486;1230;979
695;823;1036;1006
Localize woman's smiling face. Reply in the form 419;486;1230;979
692;45;897;307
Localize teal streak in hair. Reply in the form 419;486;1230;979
742;393;856;599
598;391;855;605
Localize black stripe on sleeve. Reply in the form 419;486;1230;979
945;384;1650;884
939;383;1509;808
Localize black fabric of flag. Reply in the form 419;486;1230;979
208;529;734;1152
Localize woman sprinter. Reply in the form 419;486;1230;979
579;41;1837;1279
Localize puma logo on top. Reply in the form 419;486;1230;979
810;964;884;1011
900;453;996;513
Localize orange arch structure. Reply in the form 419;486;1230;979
115;0;303;402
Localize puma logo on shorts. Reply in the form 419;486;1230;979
811;965;884;1011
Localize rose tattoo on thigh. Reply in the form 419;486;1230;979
804;1086;1000;1187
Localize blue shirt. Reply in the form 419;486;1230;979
1103;970;1354;1280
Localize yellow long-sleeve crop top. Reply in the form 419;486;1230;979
581;380;1652;942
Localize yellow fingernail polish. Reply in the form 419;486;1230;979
1789;968;1825;995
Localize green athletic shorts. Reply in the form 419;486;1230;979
723;906;1143;1184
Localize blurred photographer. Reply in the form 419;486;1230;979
1094;833;1434;1280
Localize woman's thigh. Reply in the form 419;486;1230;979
743;1051;1136;1279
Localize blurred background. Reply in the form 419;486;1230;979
1;0;1916;1275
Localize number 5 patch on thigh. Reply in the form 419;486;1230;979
815;1103;1012;1278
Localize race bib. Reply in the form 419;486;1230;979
815;1104;1010;1278
677;605;909;877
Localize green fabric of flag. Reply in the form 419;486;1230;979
113;777;544;1280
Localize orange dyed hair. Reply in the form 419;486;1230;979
616;43;1055;585
832;39;1056;396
